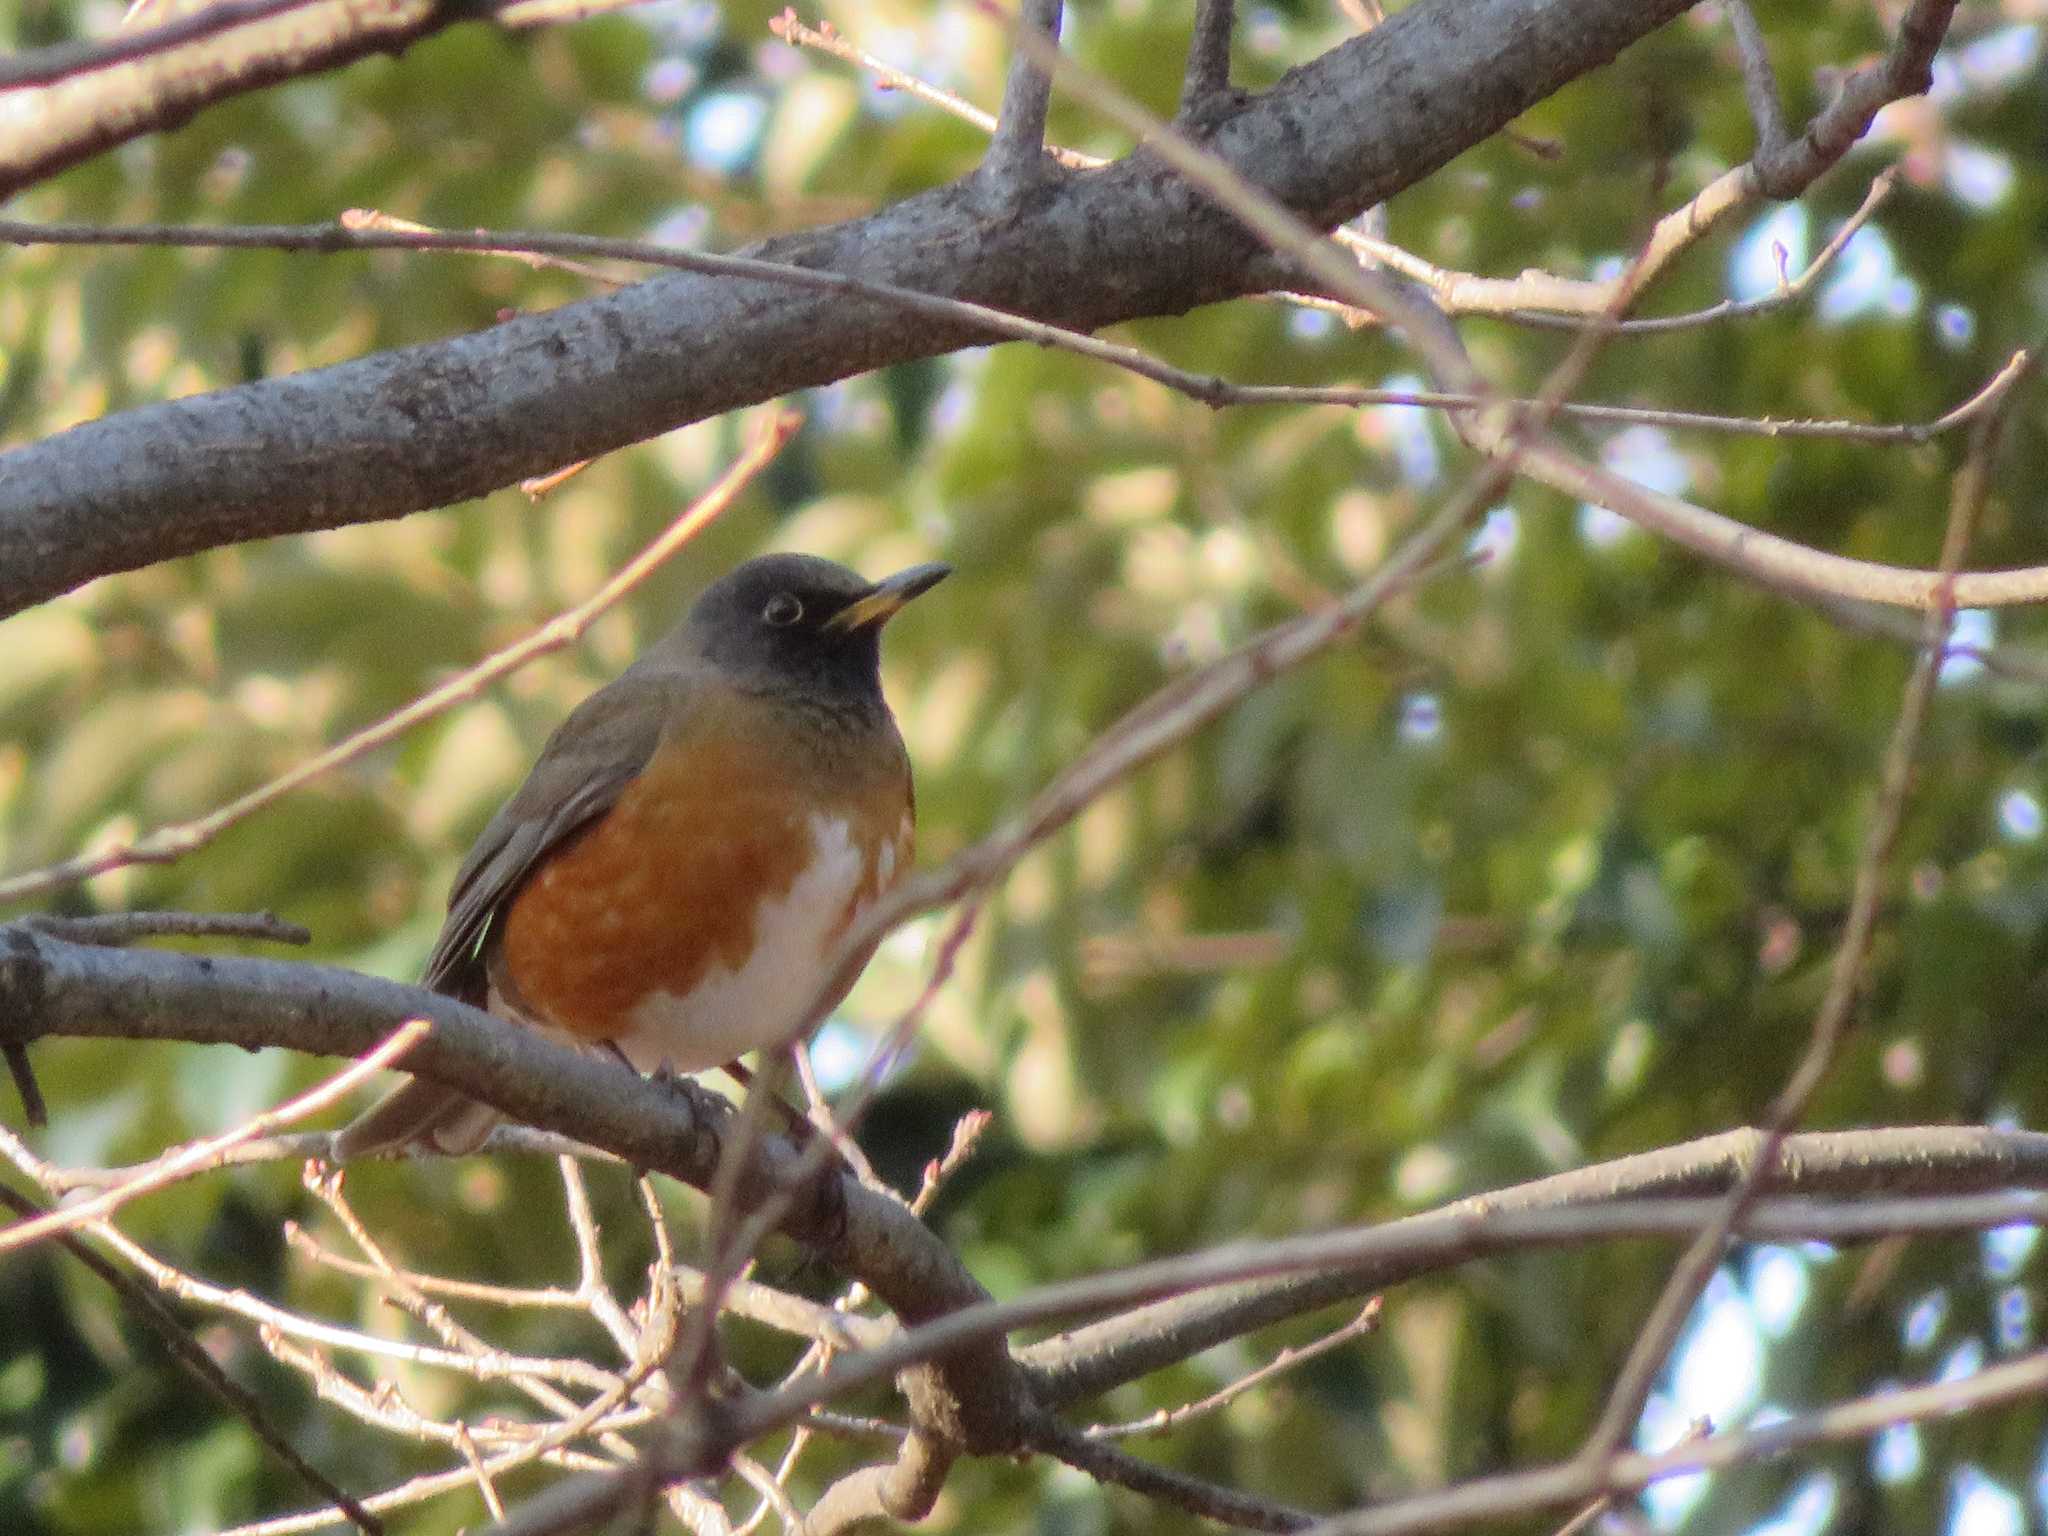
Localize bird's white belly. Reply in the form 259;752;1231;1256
615;812;873;1073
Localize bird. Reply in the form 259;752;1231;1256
334;552;950;1158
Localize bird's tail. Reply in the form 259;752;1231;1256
331;1078;502;1160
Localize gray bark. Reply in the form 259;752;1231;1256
0;0;1700;621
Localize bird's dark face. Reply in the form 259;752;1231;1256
683;553;950;704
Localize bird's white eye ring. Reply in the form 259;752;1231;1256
763;592;804;627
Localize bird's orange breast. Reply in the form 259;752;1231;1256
494;721;911;1054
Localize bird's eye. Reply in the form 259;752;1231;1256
763;592;804;627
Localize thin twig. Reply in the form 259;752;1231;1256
10;200;2013;444
1578;397;2005;1464
768;11;1095;172
1388;166;1896;331
4;1042;45;1126
1085;1299;1381;1439
21;909;311;946
911;1108;994;1217
1039;1417;1314;1531
299;1161;622;1434
1725;0;1789;156
0;1021;427;1257
0;1179;385;1535
560;1155;645;1361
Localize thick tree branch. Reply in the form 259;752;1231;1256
15;919;2048;1525
0;0;645;200
0;0;1702;622
1017;1124;2048;1405
0;921;1035;1454
0;0;320;90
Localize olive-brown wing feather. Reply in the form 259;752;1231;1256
334;673;685;1159
420;675;681;997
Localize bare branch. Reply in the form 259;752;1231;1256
1306;1339;2048;1536
1579;381;2006;1463
20;909;311;945
1037;1417;1314;1531
0;0;316;90
11;208;2017;444
1084;1301;1380;1439
0;1179;386;1534
0;0;646;199
982;0;1066;195
790;1432;953;1536
769;11;1096;172
0;1022;426;1258
0;0;1703;618
1752;0;1958;196
911;1108;994;1216
1181;0;1236;113
1019;1126;2048;1403
1724;0;1789;158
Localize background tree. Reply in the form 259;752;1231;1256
3;0;2048;1533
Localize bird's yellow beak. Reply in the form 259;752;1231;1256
826;562;952;632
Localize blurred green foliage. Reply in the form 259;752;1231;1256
3;1;2048;1532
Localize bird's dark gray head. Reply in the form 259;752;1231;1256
676;552;949;705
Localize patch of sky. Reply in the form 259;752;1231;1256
1578;426;1686;549
1944;142;2015;211
1289;307;1337;341
808;1018;870;1095
1904;1289;1947;1351
1376;374;1442;488
1984;1223;2040;1278
1397;693;1443;747
925;351;989;440
1245;6;1289;56
1998;790;2044;844
1750;1470;1838;1536
685;90;768;176
1675;1271;1763;1423
1817;227;1918;323
642;55;699;107
1952;1466;2026;1536
1637;1391;1709;1528
1746;1246;1809;1337
1729;204;1809;302
1874;1419;1923;1486
811;378;884;435
1996;1287;2031;1352
1937;1336;1985;1384
1953;24;2041;95
1939;609;1995;687
647;205;710;249
1577;504;1632;548
1468;506;1519;569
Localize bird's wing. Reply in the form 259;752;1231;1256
420;672;683;997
